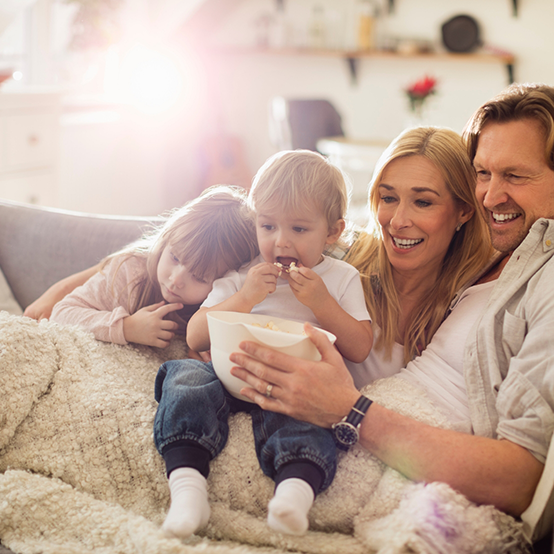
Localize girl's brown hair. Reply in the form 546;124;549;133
104;185;259;322
346;127;492;363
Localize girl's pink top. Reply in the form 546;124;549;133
50;256;146;345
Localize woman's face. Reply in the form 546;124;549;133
376;155;472;277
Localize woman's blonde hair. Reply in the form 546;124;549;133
345;127;492;363
248;150;349;228
105;185;259;321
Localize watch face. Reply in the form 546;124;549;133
334;422;358;447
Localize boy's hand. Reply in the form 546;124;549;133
123;301;182;348
239;262;281;308
286;265;330;309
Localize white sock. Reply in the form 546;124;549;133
267;477;314;536
162;467;210;539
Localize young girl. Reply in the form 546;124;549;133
50;185;259;348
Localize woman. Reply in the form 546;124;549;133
341;126;491;387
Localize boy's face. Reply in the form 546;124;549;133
256;202;343;269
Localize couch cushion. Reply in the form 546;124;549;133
0;200;161;310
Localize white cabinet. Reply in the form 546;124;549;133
0;91;60;206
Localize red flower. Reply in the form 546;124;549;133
405;75;438;114
406;75;437;98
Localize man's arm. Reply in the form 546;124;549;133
229;324;543;516
23;264;102;320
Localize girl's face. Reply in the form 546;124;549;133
377;156;473;278
157;246;215;306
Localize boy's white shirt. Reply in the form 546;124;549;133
202;254;371;327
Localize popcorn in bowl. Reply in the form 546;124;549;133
207;311;336;402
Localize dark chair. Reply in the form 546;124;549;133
269;97;345;152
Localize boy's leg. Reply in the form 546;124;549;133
154;359;231;538
251;409;337;535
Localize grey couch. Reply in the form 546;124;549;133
0;199;161;312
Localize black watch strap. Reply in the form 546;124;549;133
345;395;372;427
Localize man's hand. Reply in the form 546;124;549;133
229;323;358;427
123;301;182;348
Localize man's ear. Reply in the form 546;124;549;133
326;219;346;245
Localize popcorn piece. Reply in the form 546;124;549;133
274;261;299;274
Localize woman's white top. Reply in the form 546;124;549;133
345;329;404;388
346;280;495;431
395;280;495;431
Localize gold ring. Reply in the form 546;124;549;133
265;384;273;398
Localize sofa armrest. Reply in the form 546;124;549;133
0;200;161;310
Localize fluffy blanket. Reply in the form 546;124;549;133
0;312;530;554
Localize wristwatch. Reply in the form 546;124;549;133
332;395;372;451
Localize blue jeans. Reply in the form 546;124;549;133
154;359;337;492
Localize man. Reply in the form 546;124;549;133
229;83;554;543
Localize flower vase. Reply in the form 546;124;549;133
404;104;428;130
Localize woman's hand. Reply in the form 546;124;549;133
123;301;182;348
229;323;360;427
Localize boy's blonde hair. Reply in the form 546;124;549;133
248;150;349;229
106;185;259;317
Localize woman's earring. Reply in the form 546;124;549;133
456;223;463;232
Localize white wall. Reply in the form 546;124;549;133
5;0;554;216
200;0;554;181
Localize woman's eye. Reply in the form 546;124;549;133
170;252;179;263
261;224;274;231
293;227;307;233
193;275;208;284
380;196;396;204
415;199;432;208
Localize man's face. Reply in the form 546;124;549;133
474;119;554;253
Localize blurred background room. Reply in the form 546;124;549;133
0;0;548;223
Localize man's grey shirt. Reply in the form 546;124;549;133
465;218;554;463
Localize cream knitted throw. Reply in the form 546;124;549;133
0;312;529;554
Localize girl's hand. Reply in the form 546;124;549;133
123;301;182;348
285;265;330;310
239;262;281;309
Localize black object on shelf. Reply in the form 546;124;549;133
441;14;481;53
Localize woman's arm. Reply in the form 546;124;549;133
229;324;543;517
23;264;102;320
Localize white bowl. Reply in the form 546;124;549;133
207;311;336;402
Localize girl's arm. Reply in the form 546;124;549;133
23;263;102;320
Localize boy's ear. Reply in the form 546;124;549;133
326;219;346;245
